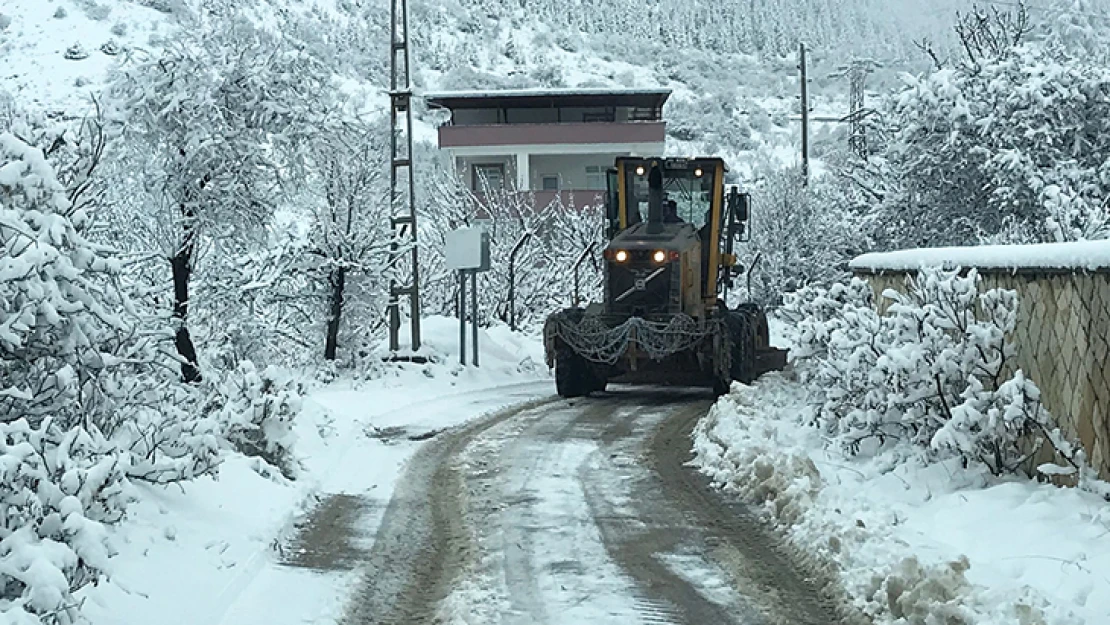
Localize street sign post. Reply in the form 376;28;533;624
445;227;491;366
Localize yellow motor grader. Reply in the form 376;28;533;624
543;156;787;397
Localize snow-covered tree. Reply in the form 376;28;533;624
872;45;1110;247
0;128;226;624
297;121;393;361
104;15;330;380
441;0;970;60
0;131;127;429
195;238;317;368
1035;0;1110;61
417;161;605;331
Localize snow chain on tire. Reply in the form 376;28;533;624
546;313;726;366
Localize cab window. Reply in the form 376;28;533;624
623;163;716;228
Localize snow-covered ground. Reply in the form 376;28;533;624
693;373;1110;625
75;317;553;625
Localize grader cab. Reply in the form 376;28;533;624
543;156;787;398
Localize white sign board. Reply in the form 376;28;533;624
445;226;491;271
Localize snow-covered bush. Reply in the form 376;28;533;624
778;277;876;361
1;131;233;624
0;418;125;624
82;3;112;22
62;44;87;61
0;131;127;431
874;45;1110;247
783;267;1069;475
116;380;222;486
1;131;218;479
205;362;303;478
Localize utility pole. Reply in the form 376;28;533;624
798;42;809;186
387;0;421;353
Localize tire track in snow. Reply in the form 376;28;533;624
339;396;561;625
648;400;856;625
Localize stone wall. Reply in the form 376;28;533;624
858;269;1110;480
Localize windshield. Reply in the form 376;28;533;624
625;166;716;228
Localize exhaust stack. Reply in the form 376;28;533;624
647;163;663;234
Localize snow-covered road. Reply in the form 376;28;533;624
336;387;846;625
214;380;557;625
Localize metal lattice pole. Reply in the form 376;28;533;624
838;58;880;159
848;62;867;158
388;0;421;352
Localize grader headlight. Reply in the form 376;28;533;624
652;250;666;263
615;250;629;263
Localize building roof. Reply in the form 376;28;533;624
423;87;672;110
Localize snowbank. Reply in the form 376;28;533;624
693;374;1110;625
850;240;1110;273
380;315;547;378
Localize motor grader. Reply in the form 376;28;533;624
543;156;787;398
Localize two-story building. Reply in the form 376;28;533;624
424;87;670;208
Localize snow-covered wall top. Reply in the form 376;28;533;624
850;240;1110;274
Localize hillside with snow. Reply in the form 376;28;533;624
1;0;983;170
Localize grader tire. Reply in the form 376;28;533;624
711;322;733;397
735;303;771;350
726;309;758;385
555;344;598;398
712;371;732;397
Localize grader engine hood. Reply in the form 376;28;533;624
603;223;699;317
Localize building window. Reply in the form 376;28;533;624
541;175;560;191
472;163;505;191
582;108;616;123
585;165;605;190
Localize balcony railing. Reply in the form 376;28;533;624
438;121;665;148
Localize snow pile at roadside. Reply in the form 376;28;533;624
693;374;1110;625
74;320;550;625
382;315;547;379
